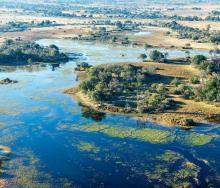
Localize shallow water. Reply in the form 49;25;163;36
134;31;152;36
0;39;219;187
37;39;210;64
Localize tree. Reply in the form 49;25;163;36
192;55;207;65
164;52;169;59
112;36;117;43
144;43;150;51
4;39;13;46
116;21;123;29
149;50;165;62
75;62;91;71
139;54;147;62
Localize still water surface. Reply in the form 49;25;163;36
0;39;219;187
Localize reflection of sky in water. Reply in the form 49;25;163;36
37;39;210;64
0;39;219;187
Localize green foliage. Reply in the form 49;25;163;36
116;21;123;29
160;21;218;44
112;36;117;43
194;76;220;102
137;90;171;113
149;50;165;62
210;34;220;44
190;76;200;84
192;55;207;65
79;64;172;112
192;55;220;74
139;53;147;62
170;78;180;86
75;62;91;71
0;39;68;64
172;84;194;99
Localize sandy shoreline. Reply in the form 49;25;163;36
66;89;220;127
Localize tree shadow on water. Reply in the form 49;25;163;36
79;103;106;122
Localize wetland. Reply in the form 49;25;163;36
0;38;220;187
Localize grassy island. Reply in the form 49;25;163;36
67;56;220;126
0;39;68;64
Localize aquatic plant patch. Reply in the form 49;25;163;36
73;141;100;153
144;150;201;187
58;123;175;144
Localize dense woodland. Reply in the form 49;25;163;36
0;39;68;64
79;64;172;113
0;20;60;33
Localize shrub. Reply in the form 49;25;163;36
172;84;194;99
192;55;207;65
139;53;147;62
149;50;165;62
170;78;180;86
75;62;91;71
194;76;220;102
190;76;200;84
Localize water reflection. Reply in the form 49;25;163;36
0;39;219;187
80;104;106;122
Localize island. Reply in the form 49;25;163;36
66;55;220;127
0;39;69;64
0;78;18;84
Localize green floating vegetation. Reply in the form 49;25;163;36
69;123;109;132
101;127;134;139
144;150;201;187
59;123;218;146
74;141;100;153
157;150;182;162
59;123;175;144
6;148;73;188
180;133;218;146
59;123;220;146
131;128;175;144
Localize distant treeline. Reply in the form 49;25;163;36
150;21;220;44
1;1;220;22
0;20;62;33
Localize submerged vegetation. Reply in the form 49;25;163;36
1;0;220;186
0;39;68;64
59;123;218;146
73;141;100;153
145;150;201;187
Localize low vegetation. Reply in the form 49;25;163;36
75;62;92;71
154;21;220;44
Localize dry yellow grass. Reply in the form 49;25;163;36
179;21;220;31
0;25;92;43
126;26;219;50
137;62;198;79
